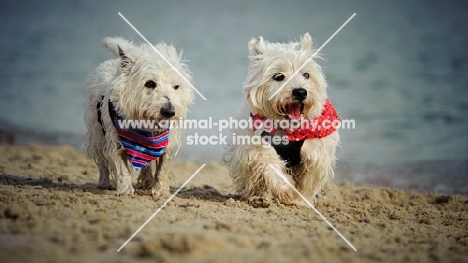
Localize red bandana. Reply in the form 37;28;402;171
252;99;340;141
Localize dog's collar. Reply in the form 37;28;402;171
251;99;339;141
108;100;169;171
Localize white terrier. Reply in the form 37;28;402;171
84;37;194;196
225;33;340;204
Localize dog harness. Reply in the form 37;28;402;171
97;98;170;171
251;99;339;167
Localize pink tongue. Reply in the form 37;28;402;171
289;105;301;120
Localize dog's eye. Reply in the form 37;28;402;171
174;85;180;90
303;73;309;80
273;73;285;81
144;80;157;89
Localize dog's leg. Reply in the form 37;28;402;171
115;151;135;196
97;164;112;189
230;144;295;204
137;164;154;189
151;148;172;198
293;160;329;205
294;135;338;204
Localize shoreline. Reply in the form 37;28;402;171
1;127;467;196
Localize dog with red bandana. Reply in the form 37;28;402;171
224;33;340;204
84;37;194;196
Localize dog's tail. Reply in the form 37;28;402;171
102;37;133;57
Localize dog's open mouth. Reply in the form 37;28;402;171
284;103;304;120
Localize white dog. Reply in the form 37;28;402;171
225;33;340;204
84;37;194;196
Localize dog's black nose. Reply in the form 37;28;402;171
292;88;307;101
160;103;175;118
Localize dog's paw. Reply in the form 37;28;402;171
273;184;295;204
116;183;135;196
151;182;170;198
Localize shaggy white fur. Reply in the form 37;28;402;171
84;37;194;196
224;33;339;205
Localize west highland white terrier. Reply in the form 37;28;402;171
225;33;340;204
84;37;194;196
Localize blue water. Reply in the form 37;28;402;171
1;0;467;191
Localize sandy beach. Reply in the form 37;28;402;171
0;144;466;263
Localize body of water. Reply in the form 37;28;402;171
1;0;467;193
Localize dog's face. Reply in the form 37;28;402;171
109;42;194;124
244;33;327;120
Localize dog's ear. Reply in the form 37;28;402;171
248;36;266;56
297;33;313;51
117;45;133;71
102;37;132;56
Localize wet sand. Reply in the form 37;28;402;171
0;145;467;263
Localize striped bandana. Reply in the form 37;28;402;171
108;100;169;171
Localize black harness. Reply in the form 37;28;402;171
261;131;304;167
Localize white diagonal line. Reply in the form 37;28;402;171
268;13;356;100
117;164;206;252
268;164;357;251
118;12;207;100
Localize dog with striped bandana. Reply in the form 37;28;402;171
84;37;194;196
